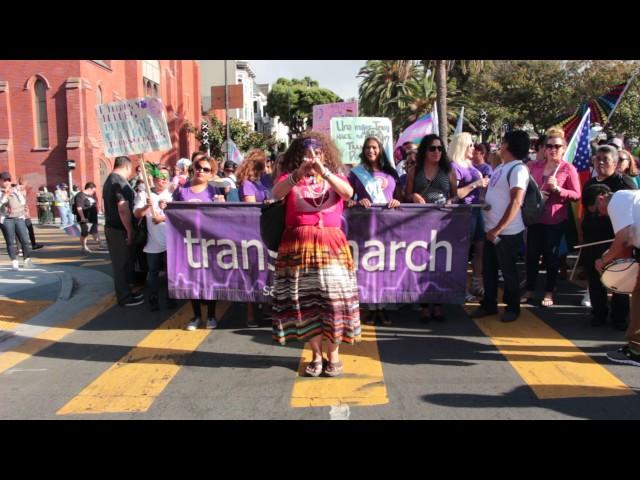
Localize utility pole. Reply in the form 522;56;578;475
225;60;231;162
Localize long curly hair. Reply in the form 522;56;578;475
235;149;266;185
280;132;344;175
416;134;451;174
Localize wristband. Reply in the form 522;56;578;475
288;173;298;186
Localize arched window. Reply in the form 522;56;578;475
153;83;158;98
97;85;103;105
34;79;49;148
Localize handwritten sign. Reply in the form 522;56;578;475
330;117;394;166
312;101;358;136
96;97;172;158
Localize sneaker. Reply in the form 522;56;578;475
498;270;504;282
123;297;144;307
206;317;218;329
131;292;144;302
246;318;259;328
470;277;484;297
606;348;640;367
501;311;519;323
580;292;591;308
465;291;476;303
32;244;44;250
11;259;19;271
469;307;497;319
186;317;200;331
23;258;34;269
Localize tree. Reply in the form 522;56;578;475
265;77;341;139
357;60;422;137
185;115;276;158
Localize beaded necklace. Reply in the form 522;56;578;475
304;174;327;208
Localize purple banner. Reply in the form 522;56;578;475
166;204;472;304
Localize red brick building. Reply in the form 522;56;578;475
0;60;201;212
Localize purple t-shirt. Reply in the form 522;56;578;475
172;182;223;202
453;162;483;204
348;170;397;202
475;163;493;178
260;173;273;189
239;179;271;203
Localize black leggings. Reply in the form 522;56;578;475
191;299;216;319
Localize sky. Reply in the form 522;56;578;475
248;60;366;100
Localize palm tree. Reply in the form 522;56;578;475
358;60;422;132
423;60;490;144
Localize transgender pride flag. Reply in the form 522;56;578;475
395;112;437;149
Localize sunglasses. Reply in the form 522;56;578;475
195;166;212;173
428;146;443;152
546;144;563;150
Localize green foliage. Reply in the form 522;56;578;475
265;77;341;138
185;115;276;158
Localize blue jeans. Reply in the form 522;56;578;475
57;206;74;226
146;251;167;298
2;218;32;260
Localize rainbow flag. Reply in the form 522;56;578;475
222;139;243;165
395;112;436;149
552;81;629;140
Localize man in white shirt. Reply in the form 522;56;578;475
471;130;530;322
133;165;176;312
592;188;640;366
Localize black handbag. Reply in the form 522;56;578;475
133;216;148;247
260;200;285;252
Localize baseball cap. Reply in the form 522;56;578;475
607;138;624;150
0;172;11;181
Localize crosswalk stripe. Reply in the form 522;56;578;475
0;294;116;375
56;302;231;415
469;305;635;399
0;299;53;331
290;323;389;408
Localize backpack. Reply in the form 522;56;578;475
506;161;545;227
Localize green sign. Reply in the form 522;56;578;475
330;117;393;166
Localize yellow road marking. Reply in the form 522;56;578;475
57;302;231;415
290;324;389;408
0;294;116;375
469;305;634;399
0;299;54;331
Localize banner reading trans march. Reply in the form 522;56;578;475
96;97;172;157
165;204;471;304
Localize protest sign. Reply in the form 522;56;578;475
330;117;393;166
96;97;172;157
312;101;358;136
166;204;471;304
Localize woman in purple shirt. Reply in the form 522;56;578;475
449;133;490;301
173;156;225;331
347;137;401;326
236;149;273;327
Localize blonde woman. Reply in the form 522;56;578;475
449;132;490;301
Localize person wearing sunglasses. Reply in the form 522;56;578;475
173;156;226;330
616;149;640;189
581;145;637;330
522;128;581;308
406;134;458;323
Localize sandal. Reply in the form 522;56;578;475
324;360;344;377
541;296;554;308
304;359;325;377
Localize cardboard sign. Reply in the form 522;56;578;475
312;101;358;136
96;97;172;158
331;117;393;166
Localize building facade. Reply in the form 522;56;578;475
0;60;201;212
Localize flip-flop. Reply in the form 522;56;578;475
304;359;325;377
324;360;343;377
